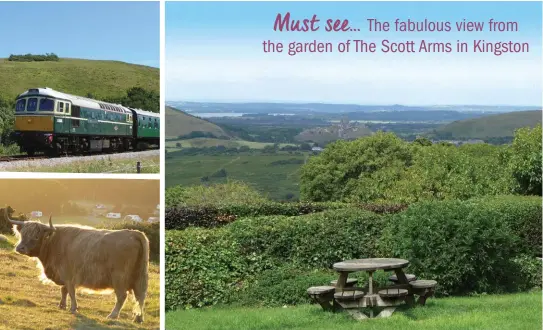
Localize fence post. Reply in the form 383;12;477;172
136;161;141;173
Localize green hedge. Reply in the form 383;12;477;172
232;265;393;308
165;201;406;230
165;208;385;310
165;228;251;311
380;197;542;296
229;209;385;268
165;196;542;310
471;195;541;256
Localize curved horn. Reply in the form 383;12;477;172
48;214;56;231
4;207;25;226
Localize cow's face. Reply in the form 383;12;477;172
13;222;54;257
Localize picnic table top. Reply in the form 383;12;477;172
333;258;409;272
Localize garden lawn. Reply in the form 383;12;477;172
167;291;542;330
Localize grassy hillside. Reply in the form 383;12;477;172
0;58;159;101
166;153;308;200
166;106;230;139
433;110;542;139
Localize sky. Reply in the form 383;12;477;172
0;1;159;68
166;1;542;105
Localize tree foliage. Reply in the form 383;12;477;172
300;132;413;202
8;53;59;62
104;87;159;113
0;98;15;144
508;124;542;195
300;128;537;203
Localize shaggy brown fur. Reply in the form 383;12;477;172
9;215;149;323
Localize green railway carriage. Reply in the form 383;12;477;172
12;87;159;155
129;108;160;147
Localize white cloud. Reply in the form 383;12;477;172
166;42;542;105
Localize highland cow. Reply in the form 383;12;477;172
7;213;149;323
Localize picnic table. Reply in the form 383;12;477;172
307;258;437;321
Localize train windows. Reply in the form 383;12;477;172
66;103;70;114
27;98;38;111
15;99;26;112
72;106;81;128
72;105;81;118
39;98;55;111
154;118;158;129
57;102;64;113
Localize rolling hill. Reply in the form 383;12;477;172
166;106;231;139
0;58;159;101
432;110;542;139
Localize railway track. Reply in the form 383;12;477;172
0;147;159;163
0;155;49;162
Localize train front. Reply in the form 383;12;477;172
11;88;61;155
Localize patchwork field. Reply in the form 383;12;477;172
165;138;295;150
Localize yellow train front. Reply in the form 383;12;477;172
12;87;135;156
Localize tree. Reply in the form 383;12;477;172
0;98;15;144
300;132;413;202
508;124;542;195
103;87;159;113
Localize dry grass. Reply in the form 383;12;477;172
10;156;160;173
0;235;160;330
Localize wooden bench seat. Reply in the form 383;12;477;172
307;286;335;311
388;274;417;283
409;280;437;306
334;290;365;300
378;288;408;298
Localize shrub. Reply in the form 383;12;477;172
300;132;413;202
508;124;542;195
232;266;337;307
511;255;542;291
469;195;542;256
165;229;250;311
229;209;385;269
103;221;159;262
380;199;535;296
232;265;393;307
8;53;59;62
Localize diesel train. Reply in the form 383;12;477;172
12;88;160;155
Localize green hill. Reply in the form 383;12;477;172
0;58;159;101
433;110;542;139
166;106;230;139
